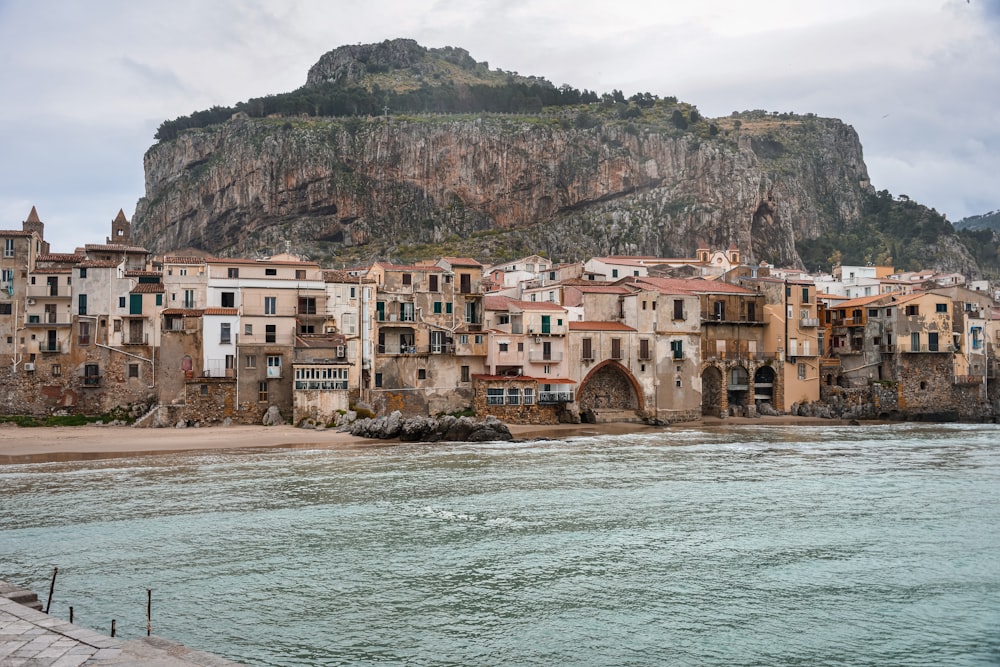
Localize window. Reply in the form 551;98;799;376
446;303;453;314
798;363;806;380
221;292;235;308
78;321;91;346
245;355;257;369
228;267;239;278
79;268;87;278
299;324;315;334
155;294;162;306
264;296;277;315
298;297;316;314
418;369;427;380
868;308;878;317
375;373;383;388
498;342;509;352
801;287;810;304
611;338;622;360
936;303;947;313
905;305;919;316
402;273;412;286
0;304;10;315
461;365;470;382
429;275;438;292
517;342;523;352
265;325;276;343
220;323;231;344
128;363;139;379
713;300;725;320
114;319;122;333
51;364;61;377
474;335;483;344
258;381;268;402
460;274;472;294
487;388;504;405
458;335;469;344
747;302;756;321
639;339;650;360
119;296;126;308
3;239;14;257
928;332;939;352
83;363;99;386
433;301;443;314
400;303;415;321
670;340;683;360
523;387;535;405
911;332;920;351
612;269;619;278
507;388;520;405
78;294;87;315
295;270;306;280
245;323;253;336
582;338;593;360
178;268;187;276
267;355;282;378
183;289;195;309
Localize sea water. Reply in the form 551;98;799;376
2;423;999;666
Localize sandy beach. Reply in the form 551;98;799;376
0;415;854;464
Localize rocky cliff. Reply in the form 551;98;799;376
133;106;874;267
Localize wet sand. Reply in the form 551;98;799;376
0;415;855;464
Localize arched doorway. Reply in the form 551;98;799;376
701;366;723;416
579;362;640;414
728;365;750;413
753;365;776;408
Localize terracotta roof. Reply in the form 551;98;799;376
32;268;71;274
85;243;148;253
592;256;648;267
0;230;35;237
203;307;239;316
163;256;209;264
131;283;164;294
834;294;892;309
440;257;482;267
484;295;515;311
113;209;128;224
36;253;83;263
125;270;161;277
161;308;203;316
568;321;636;332
26;206;41;223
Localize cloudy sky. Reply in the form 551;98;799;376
1;0;997;252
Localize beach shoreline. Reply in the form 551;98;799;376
0;415;864;465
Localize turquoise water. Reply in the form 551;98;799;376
2;423;999;666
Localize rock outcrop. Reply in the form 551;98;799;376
347;411;513;442
132;107;873;267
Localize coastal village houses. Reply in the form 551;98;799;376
1;206;998;425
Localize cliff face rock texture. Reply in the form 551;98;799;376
133;110;873;266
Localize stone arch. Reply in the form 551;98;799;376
728;364;751;412
578;360;644;413
701;365;724;416
753;365;776;406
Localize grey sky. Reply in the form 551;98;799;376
1;0;996;252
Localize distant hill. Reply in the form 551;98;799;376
954;210;1000;232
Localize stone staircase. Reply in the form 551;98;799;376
0;580;43;611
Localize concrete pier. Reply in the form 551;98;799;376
0;589;243;666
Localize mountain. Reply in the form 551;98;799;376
131;39;980;274
954;210;1000;232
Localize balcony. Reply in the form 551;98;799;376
880;344;896;354
954;375;985;385
39;343;66;354
539;391;575;404
800;318;820;328
82;376;101;387
26;285;70;299
528;350;563;363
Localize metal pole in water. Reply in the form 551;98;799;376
69;607;73;623
146;589;152;636
45;566;58;613
111;619;116;637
